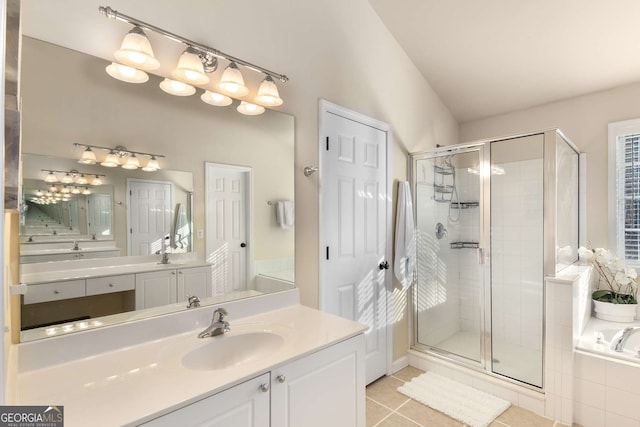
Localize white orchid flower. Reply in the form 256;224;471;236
578;246;593;261
615;271;632;285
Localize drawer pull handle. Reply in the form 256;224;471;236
259;383;269;393
276;374;286;383
109;283;114;287
54;290;59;294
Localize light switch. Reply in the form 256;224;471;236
197;229;204;239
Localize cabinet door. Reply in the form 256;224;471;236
135;270;178;310
176;265;212;302
140;373;270;427
271;334;365;427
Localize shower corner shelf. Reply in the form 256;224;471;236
450;241;479;249
433;165;454;175
451;201;479;209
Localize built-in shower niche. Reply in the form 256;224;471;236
410;130;580;390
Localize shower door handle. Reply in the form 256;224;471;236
477;248;485;264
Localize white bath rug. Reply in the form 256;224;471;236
397;371;511;427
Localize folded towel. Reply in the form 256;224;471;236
394;181;416;289
276;200;294;229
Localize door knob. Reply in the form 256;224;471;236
240;243;247;248
379;261;389;270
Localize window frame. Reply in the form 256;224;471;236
608;118;640;267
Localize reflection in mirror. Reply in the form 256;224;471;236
18;34;294;341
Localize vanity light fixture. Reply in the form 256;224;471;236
49;185;58;193
172;47;210;85
100;6;288;113
82;187;92;195
41;169;106;186
255;75;283;107
61;173;74;184
71;187;81;195
76;174;89;185
74;143;165;172
60;187;70;194
35;190;43;196
237;101;265;116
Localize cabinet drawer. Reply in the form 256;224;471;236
24;279;86;304
86;274;135;296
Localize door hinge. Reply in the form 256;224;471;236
130;228;132;234
326;246;330;260
326;136;329;151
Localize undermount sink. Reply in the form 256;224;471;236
182;331;285;371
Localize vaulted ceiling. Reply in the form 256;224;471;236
370;0;640;122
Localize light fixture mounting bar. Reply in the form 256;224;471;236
41;169;106;177
99;5;289;83
74;143;165;159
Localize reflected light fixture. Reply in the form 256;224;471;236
60;186;70;194
122;154;141;170
71;187;81;195
200;90;232;107
142;156;160;172
92;175;103;186
255;75;283;107
113;26;159;71
159;78;196;96
172;47;209;85
101;151;120;168
35;190;43;196
218;62;249;96
105;62;149;84
61;173;74;184
44;171;57;183
76;174;89;185
237;101;265;116
82;187;92;195
78;147;97;164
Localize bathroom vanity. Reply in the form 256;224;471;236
10;290;367;427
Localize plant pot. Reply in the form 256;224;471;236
593;300;638;323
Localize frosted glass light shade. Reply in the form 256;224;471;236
237;101;265;116
60;186;70;194
122;154;140;170
76;175;88;185
106;62;149;84
219;62;249;96
200;90;232;107
172;50;209;85
142;156;160;172
44;172;57;183
114;27;160;71
159;78;196;96
91;176;103;186
71;187;81;194
82;188;92;195
255;75;283;106
101;152;120;168
61;173;74;184
78;147;96;164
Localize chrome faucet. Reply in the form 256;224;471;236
72;240;80;250
610;326;640;352
198;308;230;338
159;237;170;264
186;295;201;309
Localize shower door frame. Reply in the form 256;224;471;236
409;141;493;372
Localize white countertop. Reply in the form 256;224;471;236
11;298;367;426
20;254;209;284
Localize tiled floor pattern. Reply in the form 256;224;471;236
366;366;577;427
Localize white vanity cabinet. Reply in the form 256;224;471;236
135;265;212;310
140;334;365;427
23;279;85;304
140;373;271;427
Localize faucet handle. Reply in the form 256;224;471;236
213;307;228;321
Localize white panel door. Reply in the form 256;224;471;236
321;105;390;385
128;180;172;256
86;193;112;237
205;164;250;295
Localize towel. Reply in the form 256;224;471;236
394;181;416;289
276;200;294;229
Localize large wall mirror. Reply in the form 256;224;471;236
19;3;295;341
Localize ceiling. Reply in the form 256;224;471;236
370;0;640;122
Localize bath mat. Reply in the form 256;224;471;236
397;371;510;427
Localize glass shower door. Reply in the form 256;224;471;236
413;146;486;364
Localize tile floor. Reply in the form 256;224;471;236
366;366;578;427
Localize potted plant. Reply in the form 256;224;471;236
578;246;638;322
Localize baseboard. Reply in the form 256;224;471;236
390;355;409;374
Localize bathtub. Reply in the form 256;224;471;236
577;316;640;364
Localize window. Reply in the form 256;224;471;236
609;119;640;264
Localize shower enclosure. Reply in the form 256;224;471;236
410;129;580;389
